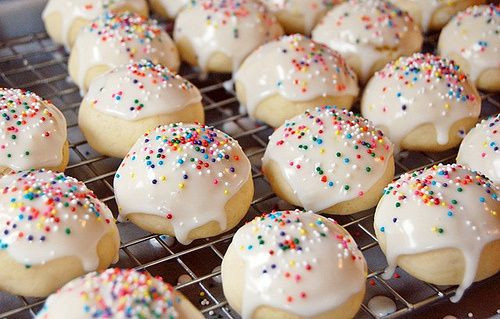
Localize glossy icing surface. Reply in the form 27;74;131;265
374;164;500;302
0;170;118;270
114;123;251;244
72;12;179;91
42;0;148;48
439;4;500;82
36;268;186;319
173;0;284;71
156;0;189;18
263;106;393;212
457;114;500;185
0;89;67;171
229;210;366;318
312;0;421;81
361;53;481;152
235;34;359;117
391;0;466;31
84;60;202;121
260;0;339;33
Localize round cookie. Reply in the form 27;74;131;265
312;0;423;84
361;53;481;153
438;4;500;91
42;0;149;49
149;0;189;19
0;88;68;175
69;12;180;93
235;34;359;128
36;268;204;319
390;0;486;32
457;114;500;185
79;60;205;158
114;123;254;244
0;170;120;297
260;0;341;35
222;210;367;319
173;0;284;73
262;106;395;215
374;163;500;302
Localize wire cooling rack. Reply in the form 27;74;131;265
0;29;499;319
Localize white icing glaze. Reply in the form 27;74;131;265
173;0;284;72
361;53;481;152
367;295;396;317
84;60;202;121
0;88;67;171
260;0;339;34
155;0;189;18
226;210;366;318
35;268;199;319
71;12;180;92
374;164;500;302
391;0;445;31
42;0;148;48
0;170;119;270
391;0;474;31
312;0;421;82
114;123;251;244
457;114;500;185
439;4;500;82
263;106;393;212
235;34;359;117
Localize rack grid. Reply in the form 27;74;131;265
0;30;499;319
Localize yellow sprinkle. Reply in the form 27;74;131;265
444;103;450;109
160;176;166;181
178;183;184;189
224;189;229;195
320;148;325;154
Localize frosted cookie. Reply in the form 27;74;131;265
235;34;359;128
222;210;367;319
149;0;189;19
438;4;500;91
68;12;180;93
173;0;284;73
262;106;395;215
114;123;254;244
390;0;486;32
312;0;423;84
36;268;204;319
42;0;149;49
457;114;500;185
374;164;500;302
79;60;204;158
0;170;120;297
361;53;481;153
260;0;340;35
0;88;68;175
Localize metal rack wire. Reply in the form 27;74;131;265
0;31;499;319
